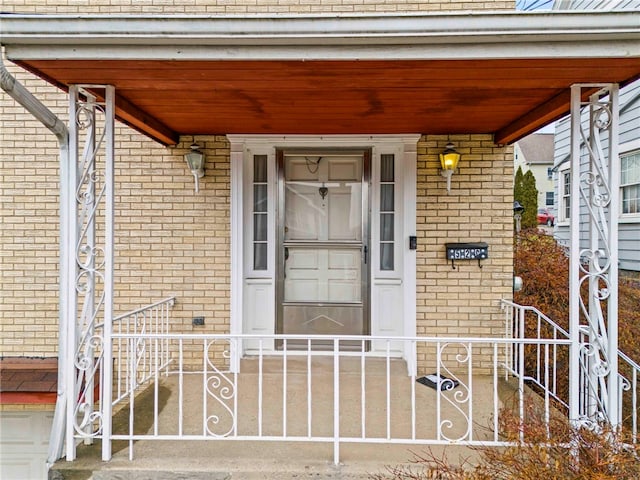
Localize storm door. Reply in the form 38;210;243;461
276;150;370;347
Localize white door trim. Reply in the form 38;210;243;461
228;134;420;364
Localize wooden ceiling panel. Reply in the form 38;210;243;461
18;58;640;145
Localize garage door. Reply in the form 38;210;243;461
0;410;52;480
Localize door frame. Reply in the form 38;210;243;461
228;134;419;372
275;148;372;340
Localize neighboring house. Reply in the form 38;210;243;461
553;81;640;274
550;0;640;276
1;1;639;478
514;133;556;212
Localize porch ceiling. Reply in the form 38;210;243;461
2;12;639;146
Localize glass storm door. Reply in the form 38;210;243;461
277;150;370;346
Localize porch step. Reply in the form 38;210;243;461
49;440;445;479
56;464;394;480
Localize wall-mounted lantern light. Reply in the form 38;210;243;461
184;143;205;193
439;143;461;194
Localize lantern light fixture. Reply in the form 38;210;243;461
439;142;461;194
513;200;525;233
184;143;205;193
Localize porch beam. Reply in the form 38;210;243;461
495;90;571;145
87;89;179;146
495;87;602;145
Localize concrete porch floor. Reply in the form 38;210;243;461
52;357;520;479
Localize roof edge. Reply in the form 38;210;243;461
1;11;639;49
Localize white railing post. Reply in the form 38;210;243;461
333;338;340;465
102;84;115;462
64;85;80;461
606;85;620;427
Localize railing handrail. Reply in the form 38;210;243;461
500;299;570;338
503;299;640;371
620;350;640;372
111;332;571;345
112;296;176;323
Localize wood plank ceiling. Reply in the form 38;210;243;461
18;58;640;145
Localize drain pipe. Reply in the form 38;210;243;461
0;56;69;467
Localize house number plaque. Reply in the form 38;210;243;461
445;242;488;269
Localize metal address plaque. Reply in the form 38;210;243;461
445;242;488;269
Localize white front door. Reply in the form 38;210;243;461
277;150;370;342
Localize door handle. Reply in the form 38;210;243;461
363;245;368;265
284;247;289;261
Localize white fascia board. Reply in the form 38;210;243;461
1;11;639;61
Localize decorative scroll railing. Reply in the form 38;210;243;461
569;84;621;428
67;85;115;458
69;298;638;464
107;333;572;463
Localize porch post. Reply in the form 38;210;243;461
102;85;116;460
606;86;620;427
65;85;117;461
568;83;620;428
64;86;80;461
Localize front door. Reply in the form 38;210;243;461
276;150;370;345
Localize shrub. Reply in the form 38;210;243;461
371;402;640;480
514;229;640;370
514;228;640;424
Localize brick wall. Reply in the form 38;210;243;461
1;65;66;356
416;135;513;339
1;0;514;14
1;0;515;358
415;135;514;372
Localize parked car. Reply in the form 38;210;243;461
537;208;555;226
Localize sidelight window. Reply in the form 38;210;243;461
380;154;395;271
253;155;268;270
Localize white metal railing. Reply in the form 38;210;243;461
82;298;638;463
619;350;639;443
107;333;571;463
96;296;176;406
501;299;570;411
501;299;640;441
